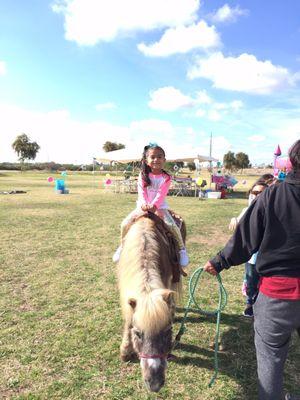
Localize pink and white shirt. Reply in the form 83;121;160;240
137;172;171;210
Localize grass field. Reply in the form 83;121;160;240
1;171;299;400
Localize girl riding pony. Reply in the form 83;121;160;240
113;144;189;267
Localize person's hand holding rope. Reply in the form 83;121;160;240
204;261;218;276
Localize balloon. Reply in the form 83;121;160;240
242;180;247;185
105;173;110;177
196;177;203;186
105;179;112;185
47;176;54;183
61;171;67;176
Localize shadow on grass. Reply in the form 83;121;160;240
173;310;300;399
172;311;257;399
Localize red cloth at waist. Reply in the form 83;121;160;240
259;276;300;300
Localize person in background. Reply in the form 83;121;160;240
204;140;300;400
229;175;274;317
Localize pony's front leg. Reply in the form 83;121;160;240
120;320;136;362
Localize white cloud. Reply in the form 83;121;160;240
129;119;175;138
52;0;200;45
188;52;299;94
208;109;221;121
148;86;243;121
195;108;206;117
195;90;212;104
138;20;220;57
0;103;209;163
210;4;248;24
247;135;266;142
148;86;194;111
0;103;129;163
95;102;116;111
230;100;243;111
213;100;243;111
2;102;299;166
0;61;7;75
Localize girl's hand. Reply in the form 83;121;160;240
141;204;157;213
141;204;148;211
148;205;157;213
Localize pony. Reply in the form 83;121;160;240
117;212;185;392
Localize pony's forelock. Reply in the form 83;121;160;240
134;289;172;334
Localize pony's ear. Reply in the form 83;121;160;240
162;290;174;305
128;298;137;309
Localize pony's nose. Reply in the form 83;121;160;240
145;377;165;393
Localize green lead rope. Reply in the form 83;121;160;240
173;267;228;387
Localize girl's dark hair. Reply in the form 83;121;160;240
256;173;274;186
248;174;274;195
141;145;170;187
248;178;269;197
288;139;300;171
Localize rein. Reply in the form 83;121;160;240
173;266;227;387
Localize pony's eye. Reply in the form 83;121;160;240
134;329;143;339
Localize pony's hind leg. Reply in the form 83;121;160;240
120;321;136;362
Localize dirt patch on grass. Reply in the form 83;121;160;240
187;229;231;246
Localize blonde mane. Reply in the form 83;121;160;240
118;217;178;334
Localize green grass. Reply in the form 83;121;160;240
0;171;299;399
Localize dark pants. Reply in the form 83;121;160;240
253;292;300;400
245;262;260;305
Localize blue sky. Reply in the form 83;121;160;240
1;0;299;164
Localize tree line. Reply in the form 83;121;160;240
9;135;251;172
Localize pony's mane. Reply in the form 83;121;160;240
118;217;174;334
134;288;172;334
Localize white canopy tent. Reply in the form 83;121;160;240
95;148;218;164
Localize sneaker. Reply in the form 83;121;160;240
243;305;253;318
112;246;122;263
179;248;189;268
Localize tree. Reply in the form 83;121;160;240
102;141;125;152
223;151;236;171
235;152;250;171
12;134;40;162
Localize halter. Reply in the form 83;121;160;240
139;353;168;360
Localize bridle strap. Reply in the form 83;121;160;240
139;353;168;360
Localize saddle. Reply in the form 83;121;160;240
124;211;186;283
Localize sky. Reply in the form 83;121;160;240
0;0;300;165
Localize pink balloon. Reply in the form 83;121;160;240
47;177;54;183
105;179;112;185
274;157;292;172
